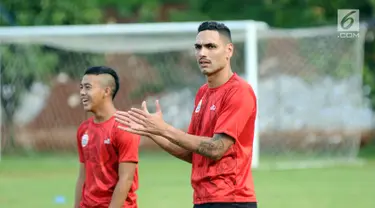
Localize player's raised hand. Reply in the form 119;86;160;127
126;100;167;136
115;100;168;136
115;110;151;137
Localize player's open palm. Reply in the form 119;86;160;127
116;115;150;136
115;100;167;136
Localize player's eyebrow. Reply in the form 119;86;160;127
194;43;217;48
80;83;91;87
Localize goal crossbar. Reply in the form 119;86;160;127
0;20;268;54
0;20;269;36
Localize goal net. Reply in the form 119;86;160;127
0;21;372;169
257;25;371;169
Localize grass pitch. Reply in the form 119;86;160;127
0;151;374;208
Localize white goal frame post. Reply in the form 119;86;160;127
0;20;269;166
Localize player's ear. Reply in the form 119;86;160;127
226;43;233;59
104;86;112;97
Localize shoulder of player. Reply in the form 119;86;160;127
220;81;255;109
77;117;92;132
194;84;209;101
82;116;95;124
197;83;208;94
227;78;254;97
232;74;253;87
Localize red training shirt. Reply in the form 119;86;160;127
76;116;140;208
188;73;257;204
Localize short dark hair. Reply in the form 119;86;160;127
197;21;232;42
84;66;119;99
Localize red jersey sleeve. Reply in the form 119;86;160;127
113;124;140;163
214;86;256;141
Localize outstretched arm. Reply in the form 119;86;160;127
148;134;192;163
115;100;235;161
116;101;192;163
162;128;234;161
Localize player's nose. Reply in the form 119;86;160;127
80;88;86;96
197;48;207;58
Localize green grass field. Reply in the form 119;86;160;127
0;150;374;208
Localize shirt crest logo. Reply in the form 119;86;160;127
195;99;202;113
81;132;89;147
210;105;216;111
104;138;111;144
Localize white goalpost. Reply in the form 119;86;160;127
0;20;371;169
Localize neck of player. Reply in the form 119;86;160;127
206;66;233;88
93;102;117;123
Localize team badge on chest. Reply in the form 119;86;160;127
195;99;202;113
81;132;89;147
